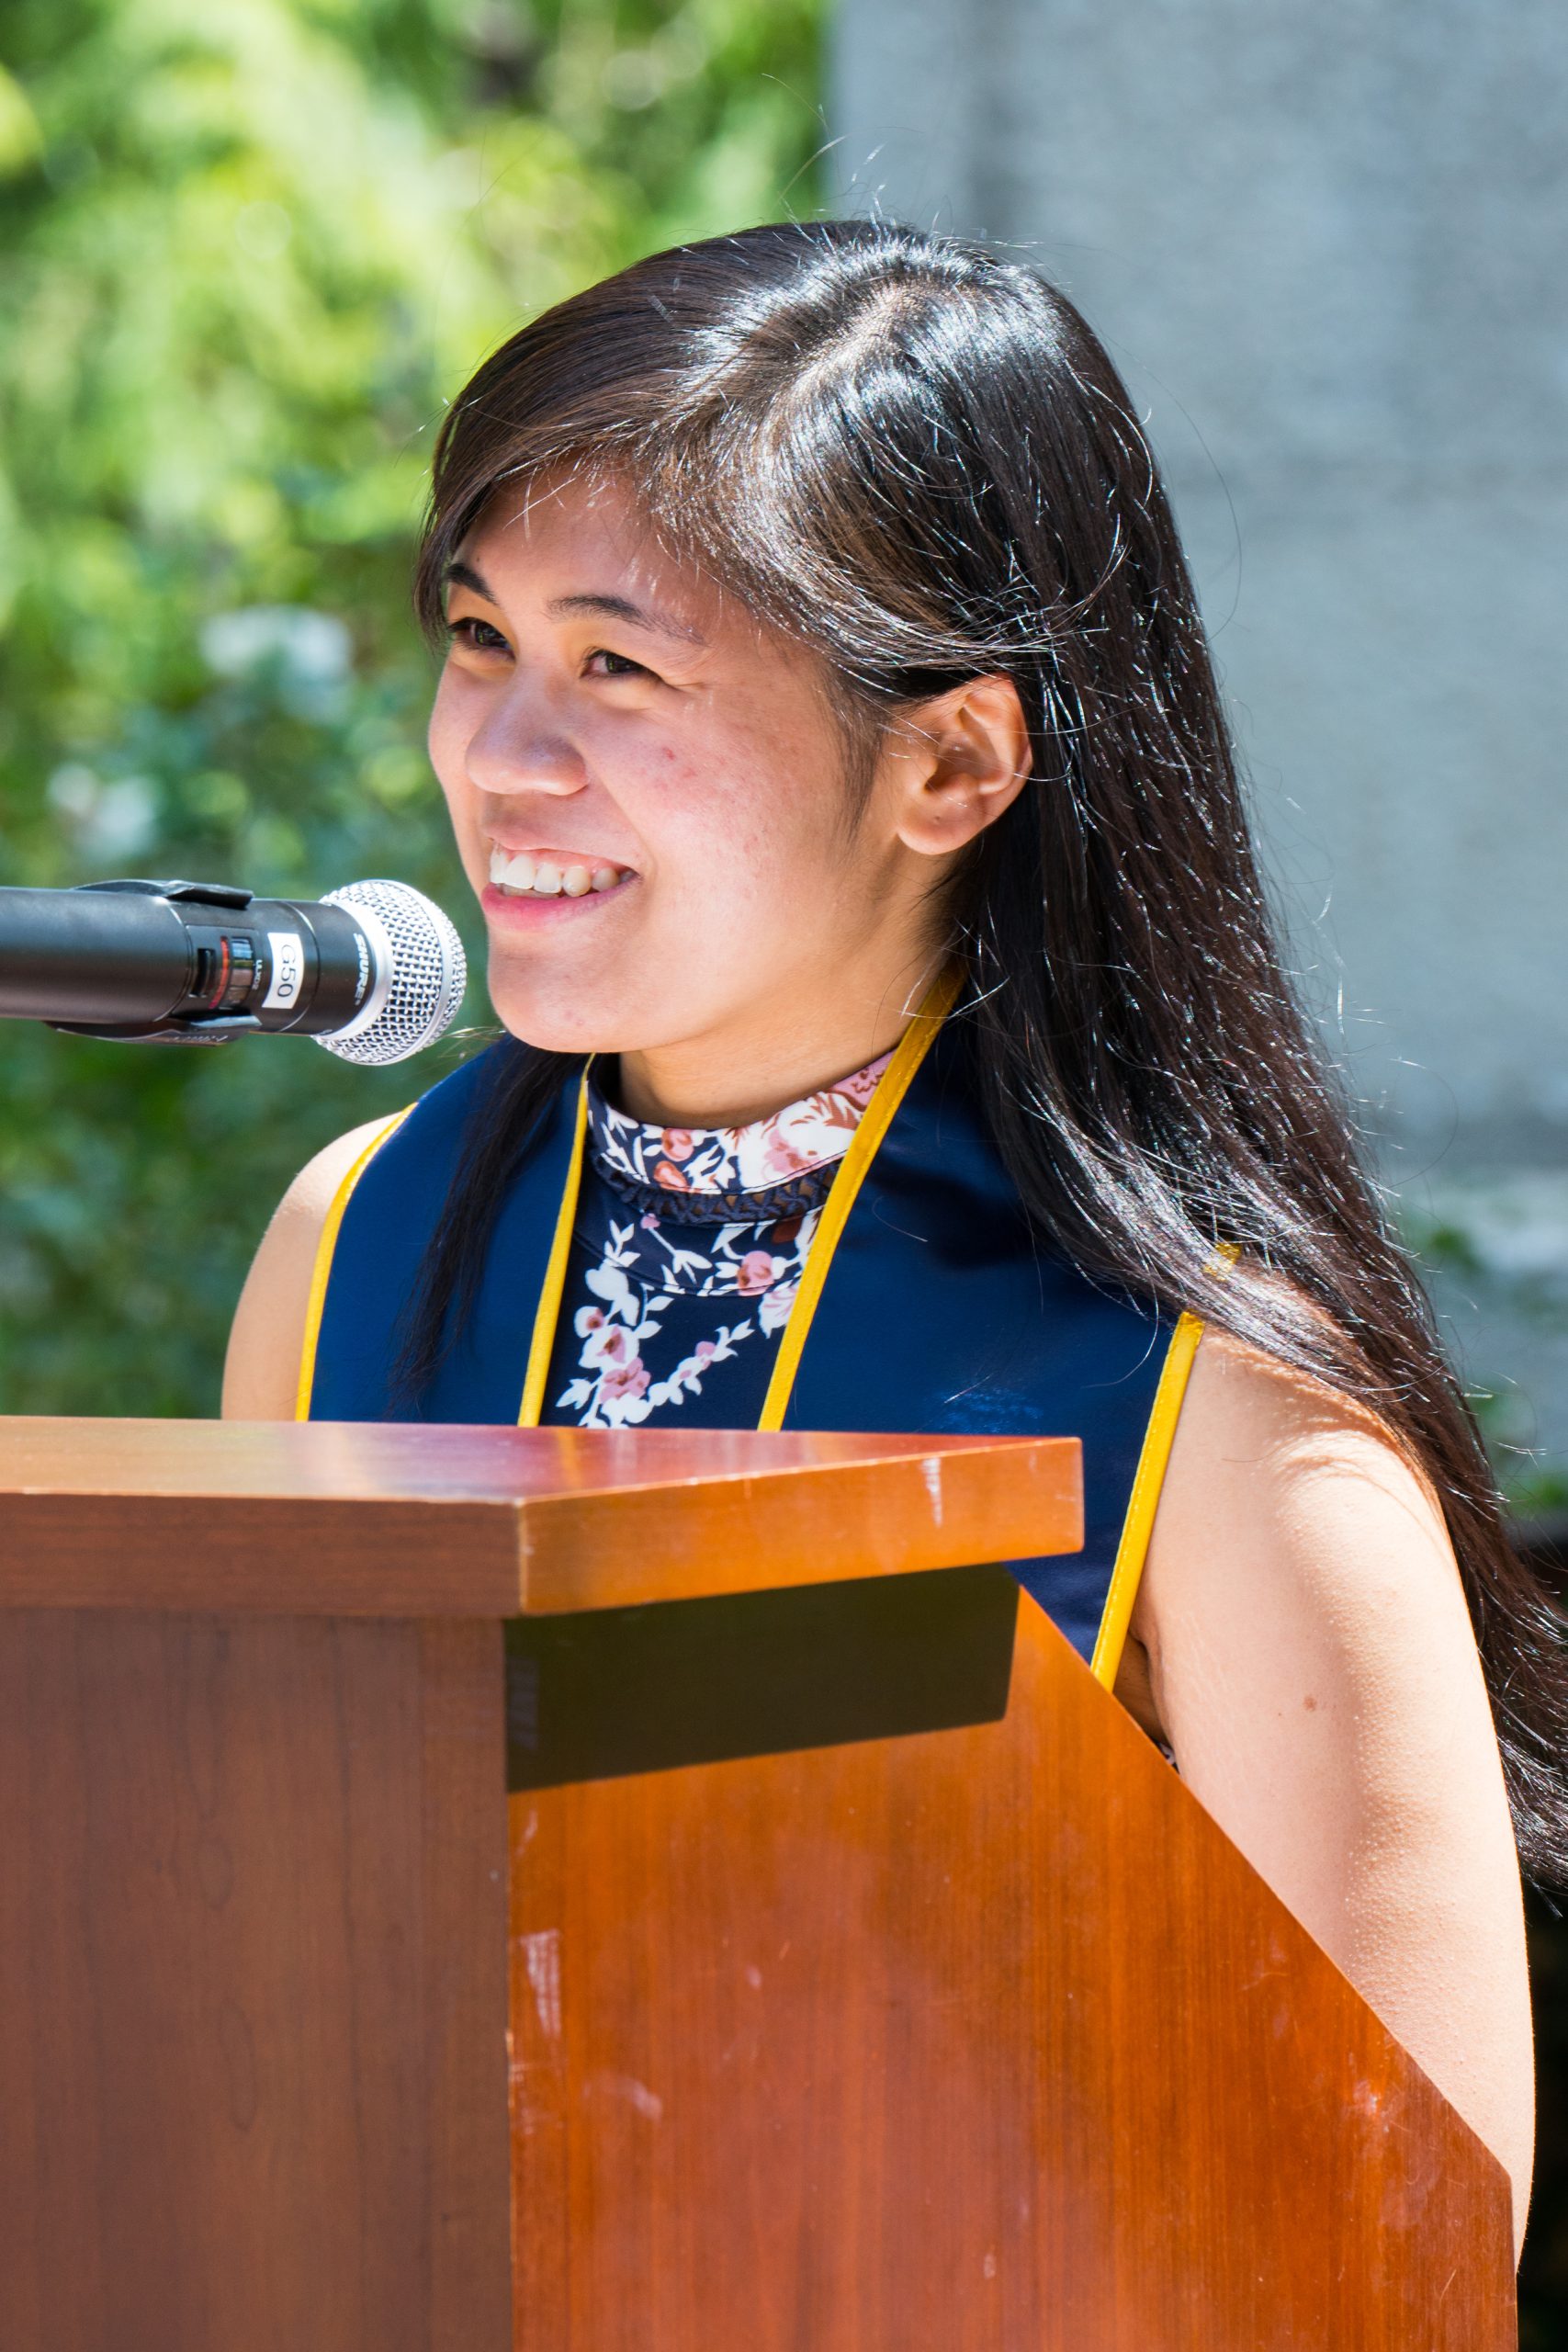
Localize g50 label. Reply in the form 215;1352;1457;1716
264;932;306;1010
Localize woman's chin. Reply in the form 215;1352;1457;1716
483;971;639;1058
489;1004;613;1057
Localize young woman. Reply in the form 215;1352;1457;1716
224;220;1562;2248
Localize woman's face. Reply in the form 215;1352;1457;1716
428;471;945;1071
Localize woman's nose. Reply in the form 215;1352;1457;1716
464;699;588;799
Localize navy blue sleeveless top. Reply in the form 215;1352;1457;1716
304;1022;1176;1663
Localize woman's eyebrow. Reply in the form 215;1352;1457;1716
443;558;499;602
546;591;707;647
443;562;707;648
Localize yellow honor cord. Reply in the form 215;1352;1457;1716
1088;1241;1241;1690
515;1064;592;1429
294;1108;413;1421
1088;1310;1205;1689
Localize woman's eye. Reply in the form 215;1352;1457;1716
447;615;510;655
583;648;651;681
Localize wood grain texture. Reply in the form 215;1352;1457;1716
507;1572;1516;2351
0;1418;1080;1615
0;1609;511;2352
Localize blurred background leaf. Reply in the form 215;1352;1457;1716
0;0;823;1413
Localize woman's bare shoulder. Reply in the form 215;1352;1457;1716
1175;1311;1419;1457
220;1116;398;1421
1134;1315;1478;1768
1117;1317;1440;1723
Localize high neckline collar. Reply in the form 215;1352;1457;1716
587;1047;893;1210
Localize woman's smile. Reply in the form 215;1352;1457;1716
487;842;634;899
482;855;640;930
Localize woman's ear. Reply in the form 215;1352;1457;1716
884;674;1032;858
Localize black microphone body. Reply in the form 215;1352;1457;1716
0;879;374;1037
0;877;466;1062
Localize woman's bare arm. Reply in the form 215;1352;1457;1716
1126;1326;1534;2256
220;1118;393;1420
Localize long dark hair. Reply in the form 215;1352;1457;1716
406;219;1568;1882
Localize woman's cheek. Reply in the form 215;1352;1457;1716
427;692;476;842
654;805;790;930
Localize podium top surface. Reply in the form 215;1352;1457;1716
0;1419;1081;1616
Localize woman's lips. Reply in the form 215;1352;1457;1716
480;871;637;927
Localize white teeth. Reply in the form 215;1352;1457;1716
490;845;627;898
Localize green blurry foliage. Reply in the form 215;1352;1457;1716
0;0;823;1412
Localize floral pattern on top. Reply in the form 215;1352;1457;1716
588;1049;893;1226
547;1050;891;1430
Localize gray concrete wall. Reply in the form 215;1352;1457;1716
829;0;1568;1471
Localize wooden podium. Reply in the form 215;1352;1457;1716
0;1417;1513;2349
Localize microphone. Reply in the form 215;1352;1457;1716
0;877;467;1066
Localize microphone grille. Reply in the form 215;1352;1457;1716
316;880;467;1067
